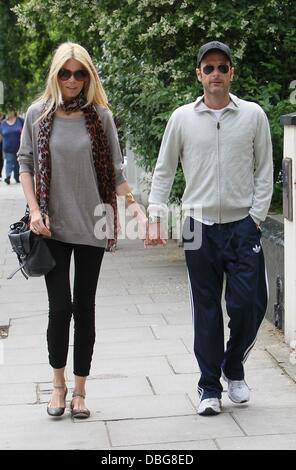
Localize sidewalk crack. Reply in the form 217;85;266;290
146;376;156;395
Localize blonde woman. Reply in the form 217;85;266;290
18;42;147;419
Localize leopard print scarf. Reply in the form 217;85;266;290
36;93;117;248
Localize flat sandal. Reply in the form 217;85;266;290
47;384;67;417
70;392;90;419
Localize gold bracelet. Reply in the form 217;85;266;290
125;191;136;205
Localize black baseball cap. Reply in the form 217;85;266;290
197;41;232;67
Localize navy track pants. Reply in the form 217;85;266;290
184;216;268;400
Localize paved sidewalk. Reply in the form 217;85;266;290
0;181;296;450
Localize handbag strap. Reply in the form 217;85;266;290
7;262;29;280
7;206;31;280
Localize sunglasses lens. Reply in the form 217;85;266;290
218;64;229;73
58;68;88;81
203;65;214;75
202;64;230;75
74;70;88;81
58;68;71;81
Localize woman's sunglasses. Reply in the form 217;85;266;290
58;68;89;82
202;64;230;75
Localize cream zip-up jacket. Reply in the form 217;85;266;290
148;93;273;225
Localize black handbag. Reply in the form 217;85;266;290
7;208;56;280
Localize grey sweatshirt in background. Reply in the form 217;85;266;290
18;101;126;247
148;93;273;225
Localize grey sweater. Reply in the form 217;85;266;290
18;101;126;247
148;93;273;225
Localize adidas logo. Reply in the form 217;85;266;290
252;244;261;253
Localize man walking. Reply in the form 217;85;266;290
146;41;273;416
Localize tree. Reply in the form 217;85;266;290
13;0;296;206
96;0;296;202
0;0;30;111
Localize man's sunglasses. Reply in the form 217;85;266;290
58;68;89;82
202;64;230;75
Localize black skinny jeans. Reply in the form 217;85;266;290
45;239;105;376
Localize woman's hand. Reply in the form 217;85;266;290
30;209;51;237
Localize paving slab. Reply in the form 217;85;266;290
167;354;198;374
163;312;192;325
223;389;296;409
39;376;153;400
3;334;46;349
9;321;49;336
93;339;188;359
137;302;190;316
96;287;129;297
1;346;48;365
0;292;47;304
149;374;199;395
89;356;174;378
217;434;296;450
0;403;110;450
73;393;196;422
96;295;154;306
0;383;37;405
0;303;47;317
0;363;52;384
1;182;296;450
151;325;193;340
246;367;295;391
111;439;218;450
107;414;244;447
96;315;167;329
96;327;154;343
127;284;187;295
231;408;296;436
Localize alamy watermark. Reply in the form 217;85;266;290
289;80;296;105
93;197;203;250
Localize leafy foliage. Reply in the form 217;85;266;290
5;0;296;207
0;0;31;110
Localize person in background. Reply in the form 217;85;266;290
0;110;23;184
18;42;147;419
0;112;5;181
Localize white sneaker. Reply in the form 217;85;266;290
198;398;221;416
223;373;250;403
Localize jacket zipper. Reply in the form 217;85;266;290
217;121;221;224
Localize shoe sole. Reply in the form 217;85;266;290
198;407;221;416
47;407;65;417
228;396;249;404
71;410;90;419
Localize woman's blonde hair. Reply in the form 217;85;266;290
37;42;109;120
